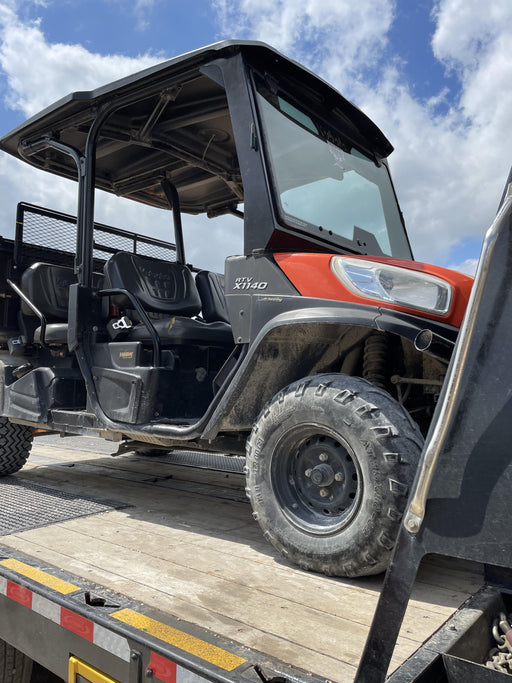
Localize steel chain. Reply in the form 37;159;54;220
486;612;512;673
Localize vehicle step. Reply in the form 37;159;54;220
50;409;97;431
138;449;246;474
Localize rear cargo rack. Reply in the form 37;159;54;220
12;202;177;277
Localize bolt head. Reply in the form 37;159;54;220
305;468;312;478
334;472;344;482
406;519;419;533
319;488;329;498
319;453;328;462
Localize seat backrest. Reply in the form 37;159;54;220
104;252;201;317
20;263;78;320
195;270;230;323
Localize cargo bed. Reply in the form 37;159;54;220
0;437;483;682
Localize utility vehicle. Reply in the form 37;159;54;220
0;41;473;578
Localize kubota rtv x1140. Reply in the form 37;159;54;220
0;41;473;577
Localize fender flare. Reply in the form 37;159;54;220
202;303;459;438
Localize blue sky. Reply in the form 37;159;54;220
388;2;458;104
1;0;511;273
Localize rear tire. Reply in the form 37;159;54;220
246;374;423;577
0;417;33;476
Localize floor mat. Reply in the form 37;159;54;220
0;478;129;535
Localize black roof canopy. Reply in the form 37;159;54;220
0;40;393;216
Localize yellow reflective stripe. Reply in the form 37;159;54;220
111;608;246;671
1;558;80;595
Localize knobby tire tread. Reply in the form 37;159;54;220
246;374;424;577
0;417;33;476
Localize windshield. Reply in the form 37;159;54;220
254;80;411;258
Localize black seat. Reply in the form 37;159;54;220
104;253;233;346
105;252;201;315
21;263;102;345
196;270;230;323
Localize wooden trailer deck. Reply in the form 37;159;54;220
0;436;484;682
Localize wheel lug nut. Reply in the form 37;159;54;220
334;472;344;482
305;468;312;478
319;453;328;462
319;488;329;498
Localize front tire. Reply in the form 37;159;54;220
0;417;33;476
245;374;423;577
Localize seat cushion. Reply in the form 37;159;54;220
126;316;233;346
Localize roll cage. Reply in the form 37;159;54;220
0;40;407;278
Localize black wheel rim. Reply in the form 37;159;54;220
271;424;362;535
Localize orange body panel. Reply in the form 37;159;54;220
274;253;474;328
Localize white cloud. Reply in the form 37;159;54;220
387;0;512;266
431;0;511;74
0;4;159;117
447;257;479;276
214;0;394;93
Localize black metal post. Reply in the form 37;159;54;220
355;530;422;682
161;178;186;264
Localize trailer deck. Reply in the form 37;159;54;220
0;437;483;682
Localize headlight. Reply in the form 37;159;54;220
331;257;453;316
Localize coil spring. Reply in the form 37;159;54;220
363;332;388;389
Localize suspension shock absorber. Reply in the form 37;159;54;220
363;331;388;389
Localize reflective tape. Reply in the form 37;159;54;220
0;564;131;663
0;558;243;679
112;608;247;671
6;580;32;607
0;558;80;594
32;592;62;623
93;623;132;663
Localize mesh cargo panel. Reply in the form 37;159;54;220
15;203;176;273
